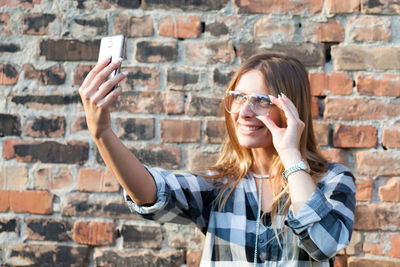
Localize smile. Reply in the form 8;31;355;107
239;125;264;131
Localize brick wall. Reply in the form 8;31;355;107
0;0;399;266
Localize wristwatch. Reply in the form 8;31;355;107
282;159;310;180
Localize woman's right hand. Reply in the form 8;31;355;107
78;57;127;139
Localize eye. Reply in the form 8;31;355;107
255;96;271;106
232;92;246;102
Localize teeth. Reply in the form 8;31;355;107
241;125;260;131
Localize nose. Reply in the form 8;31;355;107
238;100;255;117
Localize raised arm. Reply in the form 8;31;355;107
78;57;157;206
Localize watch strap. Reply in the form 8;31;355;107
282;160;309;180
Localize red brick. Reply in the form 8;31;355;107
34;167;73;190
187;149;219;171
362;0;400;15
0;165;28;189
76;168;120;192
186;94;224;117
235;0;323;15
187;251;202;267
73;220;116;246
24;64;66;85
159;15;201;39
332;46;400;70
320;148;348;165
387;233;400;258
303;19;344;42
161;120;201;143
327;0;360;13
1;0;41;8
311;97;319;119
121;66;160;90
355;177;373;201
356;73;400;97
309;72;353;96
70;116;87;134
39;39;100;61
347;16;391;42
0;13;12;34
0;64;19;85
114;15;153;37
73;64;93;86
115;118;155;141
111;91;165;114
205;120;225;144
364;232;400;258
324;98;400;121
383;127;400;148
348;258;400;266
333;124;377;148
356;151;400;176
254;18;295;42
313;121;330;147
165;91;185;115
9;93;81;110
24;116;66;138
347;231;363;255
354;203;400;230
0;190;53;214
378;177;400;202
167;67;200;90
23;13;56;35
184;41;235;65
136;40;178;63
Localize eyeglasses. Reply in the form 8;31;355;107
224;91;273;116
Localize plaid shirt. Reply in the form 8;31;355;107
125;162;356;267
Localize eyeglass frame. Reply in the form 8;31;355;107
224;90;274;116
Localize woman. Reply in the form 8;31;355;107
79;52;356;266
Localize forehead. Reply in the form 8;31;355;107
235;70;268;95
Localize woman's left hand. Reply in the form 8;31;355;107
256;93;305;167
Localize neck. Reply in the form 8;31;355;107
251;147;276;175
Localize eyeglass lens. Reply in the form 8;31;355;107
224;91;272;116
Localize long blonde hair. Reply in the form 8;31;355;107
204;52;327;221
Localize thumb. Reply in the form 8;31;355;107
256;115;280;133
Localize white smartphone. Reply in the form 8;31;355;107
98;35;125;80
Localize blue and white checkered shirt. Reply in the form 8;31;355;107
125;162;356;267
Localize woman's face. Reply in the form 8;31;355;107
230;69;282;150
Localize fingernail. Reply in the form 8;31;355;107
281;92;286;98
268;94;275;99
122;71;128;76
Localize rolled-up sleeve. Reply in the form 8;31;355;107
285;163;356;261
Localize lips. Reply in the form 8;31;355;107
238;124;264;132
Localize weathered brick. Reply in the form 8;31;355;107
348;258;400;266
0;114;21;136
0;13;12;34
122;66;160;90
2;243;89;266
95;0;140;9
165;91;185;115
186;95;223;117
355;177;373;201
24;116;66;138
136;41;178;63
383;127;400;148
324;98;400;121
73;220;116;246
10;94;81;109
34;167;73;190
333;124;377;148
70;116;87;133
121;224;162;249
114;15;153;37
187;251;202;267
332;46;400;70
254;18;295;42
73;64;93;86
25;218;70;241
356;73;400;97
313;121;330;147
161;120;201;143
0;43;20;53
142;0;228;11
40;39;100;61
378;178;400;202
320;148;348;166
23;64;66;85
164;223;204;250
205;22;229;37
347;231;363;255
159;15;201;39
4;140;89;165
70;15;107;37
167;68;199;90
327;0;360;13
302;19;344;42
212;68;235;89
111;91;164;114
23;13;56;35
184;41;235;65
356;151;400;176
347;16;391;42
205;120;225;144
61;192;140;219
235;0;323;14
129;145;181;170
363;232;400;258
187;149;219;171
238;42;325;67
0;165;28;189
309;72;353;96
1;0;40;8
354;203;400;230
0;64;19;85
76;168;120;192
0;190;53;214
362;0;400;14
115;118;154;141
0;218;19;237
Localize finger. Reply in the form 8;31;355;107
90;71;128;104
80;56;112;90
276;94;298;123
96;86;123;108
86;58;123;97
256;114;280;133
280;93;300;118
